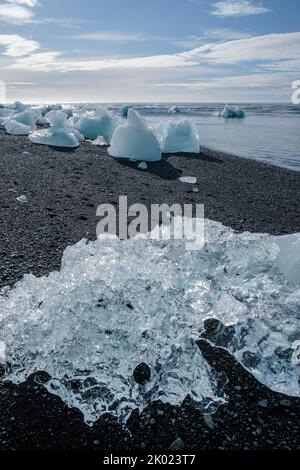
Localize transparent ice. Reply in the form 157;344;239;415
0;218;300;425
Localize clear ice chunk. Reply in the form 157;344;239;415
0;218;300;425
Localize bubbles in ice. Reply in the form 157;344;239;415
0;219;300;425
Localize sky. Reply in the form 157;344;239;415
0;0;299;103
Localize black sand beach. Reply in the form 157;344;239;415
1;129;300;451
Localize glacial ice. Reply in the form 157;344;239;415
121;104;132;117
168;106;181;115
0;341;5;364
74;106;120;141
179;176;197;184
1;218;300;425
7;101;27;113
109;109;162;162
156;119;200;153
5;108;41;135
221;104;246;119
29;110;83;148
91;135;109;146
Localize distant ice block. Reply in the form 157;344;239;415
29;110;82;148
74;106;120;141
156;119;200;153
121;104;132;117
41;104;63;116
5;108;41;135
168;105;181;114
109;109;162;162
221;104;246;119
7;101;27;113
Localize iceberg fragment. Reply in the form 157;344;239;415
179;176;197;184
121;104;132;117
156;119;200;153
5;108;41;135
1;218;300;425
168;105;181;114
91;135;109;146
29;110;83;148
74;106;120;141
109;109;162;162
221;104;246;119
7;101;27;113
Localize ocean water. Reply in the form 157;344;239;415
104;103;300;171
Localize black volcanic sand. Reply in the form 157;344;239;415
1;130;300;451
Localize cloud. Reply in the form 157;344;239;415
5;32;300;75
0;34;39;56
203;29;252;40
73;31;147;42
0;2;36;23
8;51;196;72
7;0;38;6
211;1;270;17
154;73;292;90
179;32;300;68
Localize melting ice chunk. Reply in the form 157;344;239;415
156;119;200;153
16;195;27;203
74;106;120;141
1;218;300;425
29;110;83;148
179;176;197;184
5;108;41;135
221;104;246;119
109;109;162;162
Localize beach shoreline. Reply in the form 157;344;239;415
1;131;300;450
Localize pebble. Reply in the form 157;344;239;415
170;437;184;450
258;399;268;408
280;399;291;407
